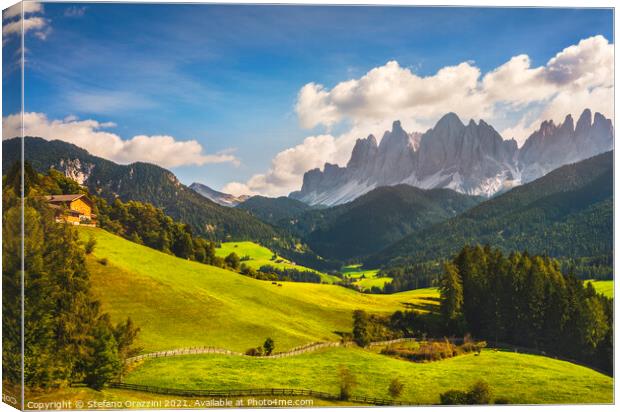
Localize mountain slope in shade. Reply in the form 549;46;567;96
3;137;283;245
367;151;613;267
236;195;313;225
189;182;250;207
285;184;482;260
291;109;613;206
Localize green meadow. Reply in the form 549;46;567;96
215;241;340;283
76;227;612;406
341;264;391;291
125;347;613;405
586;279;614;298
81;227;438;353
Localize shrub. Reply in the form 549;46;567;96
224;252;241;270
468;379;492;404
98;258;108;266
245;347;264;356
439;380;493;405
338;365;357;400
388;377;404;399
84;236;97;254
440;390;469;405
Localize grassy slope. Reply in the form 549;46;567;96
341;264;391;290
215;241;340;284
586;280;614;298
82;227;437;353
125;348;612;405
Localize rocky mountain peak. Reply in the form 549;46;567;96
575;108;593;134
560;114;575;134
291;109;613;206
347;134;379;169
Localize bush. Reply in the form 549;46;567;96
338;365;357;400
245;347;264;356
388;377;404;399
225;252;241;270
440;390;469;405
98;258;108;266
468;380;492;404
439;380;493;405
85;236;97;254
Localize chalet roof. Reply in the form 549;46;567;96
44;194;86;203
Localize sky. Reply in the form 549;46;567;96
2;3;614;196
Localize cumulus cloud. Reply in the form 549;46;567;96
3;2;43;20
2;2;49;42
2;112;239;169
296;61;485;130
228;35;613;197
222;120;399;197
296;35;613;143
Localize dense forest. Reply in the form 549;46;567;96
440;245;612;373
370;152;613;278
280;184;481;261
2;163;141;390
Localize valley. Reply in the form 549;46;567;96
5;108;614;407
76;227;612;407
81;227;438;353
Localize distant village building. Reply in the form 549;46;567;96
44;194;97;226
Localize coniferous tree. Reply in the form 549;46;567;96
440;262;463;322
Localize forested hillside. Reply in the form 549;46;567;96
3;137;286;246
370;152;613;270
283;185;481;260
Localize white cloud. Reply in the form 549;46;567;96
222;120;398;197
3;2;43;20
223;134;339;197
2;2;49;42
2;112;239;169
229;35;613;197
296;35;613;143
296;60;485;130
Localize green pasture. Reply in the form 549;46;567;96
126;347;613;405
80;227;438;353
586;279;614;298
216;241;340;283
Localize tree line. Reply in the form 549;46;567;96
440;245;612;373
3;163;141;390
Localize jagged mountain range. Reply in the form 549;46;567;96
189;182;250;207
290;109;613;206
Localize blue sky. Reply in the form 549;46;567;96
3;4;614;194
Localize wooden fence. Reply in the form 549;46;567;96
127;341;355;363
108;382;406;406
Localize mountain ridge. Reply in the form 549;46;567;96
3;137;284;245
189;182;250;207
290;109;613;206
367;151;613;267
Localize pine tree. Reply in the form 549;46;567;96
440;262;463;322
